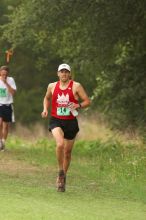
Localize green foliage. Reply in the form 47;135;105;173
74;139;146;202
0;0;146;128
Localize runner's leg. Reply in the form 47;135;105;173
0;118;3;140
52;127;64;171
63;139;75;174
52;127;67;191
2;121;9;140
0;118;3;149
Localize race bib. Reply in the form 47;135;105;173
57;107;70;116
0;88;7;97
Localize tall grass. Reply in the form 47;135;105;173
11;114;144;144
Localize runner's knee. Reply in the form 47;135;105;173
56;141;64;150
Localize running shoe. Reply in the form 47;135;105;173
56;170;66;192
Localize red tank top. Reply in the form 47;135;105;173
51;80;78;119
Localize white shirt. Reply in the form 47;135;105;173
0;77;17;104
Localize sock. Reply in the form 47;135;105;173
0;139;2;148
2;139;5;144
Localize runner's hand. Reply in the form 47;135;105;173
67;102;78;110
41;110;48;118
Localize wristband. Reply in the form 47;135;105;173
79;103;82;108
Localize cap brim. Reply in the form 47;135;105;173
58;68;70;72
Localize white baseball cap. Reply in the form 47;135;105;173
58;63;71;72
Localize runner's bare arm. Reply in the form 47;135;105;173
0;76;16;95
5;81;16;96
41;83;53;118
76;83;90;108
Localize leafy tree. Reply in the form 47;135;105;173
1;0;146;129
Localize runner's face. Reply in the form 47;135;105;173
0;70;8;79
58;69;71;82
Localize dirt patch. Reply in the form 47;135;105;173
0;157;41;175
0;150;56;180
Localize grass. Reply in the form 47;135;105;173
0;135;146;220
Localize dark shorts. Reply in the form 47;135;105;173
0;104;12;122
49;116;79;140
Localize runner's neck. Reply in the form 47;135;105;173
59;80;71;90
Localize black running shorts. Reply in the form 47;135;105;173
49;116;79;140
0;104;12;122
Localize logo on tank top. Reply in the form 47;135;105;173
0;88;7;97
57;93;69;105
